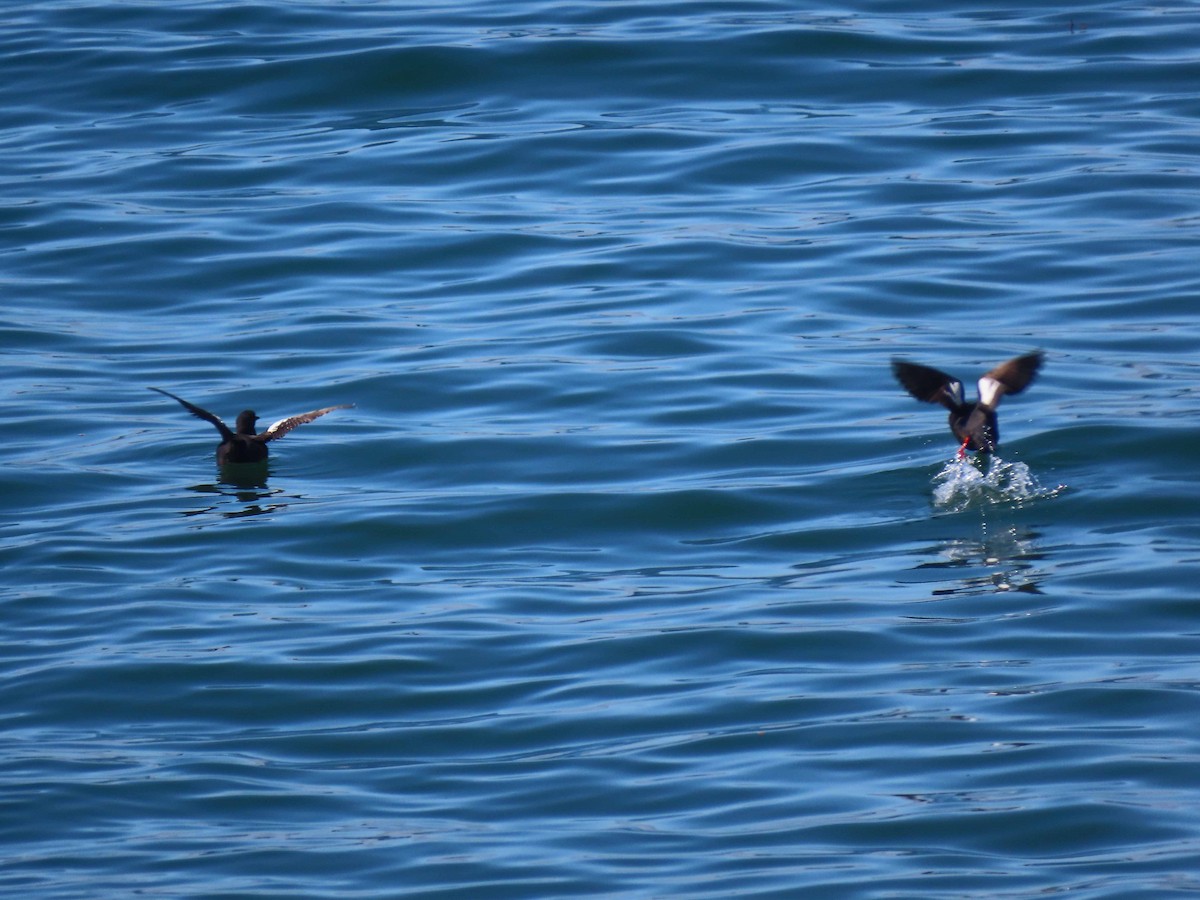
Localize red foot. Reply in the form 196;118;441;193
957;437;971;460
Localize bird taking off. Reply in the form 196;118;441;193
891;352;1043;456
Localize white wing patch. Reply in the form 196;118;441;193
977;376;1004;410
946;380;964;407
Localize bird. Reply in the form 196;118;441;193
149;387;353;465
891;352;1043;456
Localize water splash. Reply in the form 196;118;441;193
932;454;1062;511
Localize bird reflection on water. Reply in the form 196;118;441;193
926;526;1047;597
182;473;288;521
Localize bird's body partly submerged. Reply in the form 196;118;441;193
149;387;352;465
891;352;1043;455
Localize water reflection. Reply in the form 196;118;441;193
919;524;1047;597
181;463;289;520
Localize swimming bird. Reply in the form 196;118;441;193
891;352;1043;456
149;387;352;465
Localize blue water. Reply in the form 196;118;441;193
4;2;1200;897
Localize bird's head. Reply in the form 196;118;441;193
235;410;259;434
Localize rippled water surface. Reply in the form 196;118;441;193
5;2;1200;897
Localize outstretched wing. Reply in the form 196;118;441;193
257;404;353;443
149;387;234;440
891;360;964;411
976;351;1043;411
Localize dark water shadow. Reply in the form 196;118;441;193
180;463;290;520
218;462;270;490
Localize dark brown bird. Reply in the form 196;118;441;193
891;352;1043;455
150;387;352;465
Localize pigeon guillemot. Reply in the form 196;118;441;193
891;352;1043;456
149;387;353;465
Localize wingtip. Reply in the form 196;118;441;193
1018;349;1046;371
